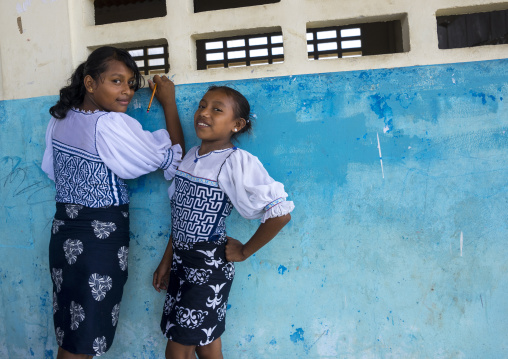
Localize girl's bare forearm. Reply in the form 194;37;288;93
242;213;291;259
162;102;185;154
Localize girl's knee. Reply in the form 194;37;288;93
165;340;196;359
56;346;92;359
195;338;223;359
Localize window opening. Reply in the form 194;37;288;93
126;44;169;75
194;0;279;13
307;20;404;60
94;0;166;25
437;9;508;49
196;32;284;70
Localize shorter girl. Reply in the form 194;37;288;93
153;85;294;358
42;46;184;358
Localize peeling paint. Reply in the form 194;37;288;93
290;328;305;343
277;265;287;275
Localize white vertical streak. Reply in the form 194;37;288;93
377;132;385;179
460;231;463;257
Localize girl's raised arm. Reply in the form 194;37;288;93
149;76;185;154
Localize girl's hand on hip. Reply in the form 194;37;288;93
225;237;247;262
148;75;175;109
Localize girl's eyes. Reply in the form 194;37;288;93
111;79;135;86
197;105;223;112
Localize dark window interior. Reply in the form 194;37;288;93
194;0;279;13
94;0;166;25
437;9;508;49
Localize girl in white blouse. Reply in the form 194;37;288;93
42;46;184;359
153;85;294;358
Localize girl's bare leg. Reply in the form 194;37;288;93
57;346;92;359
195;338;223;359
165;340;197;359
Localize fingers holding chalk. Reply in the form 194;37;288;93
147;75;175;112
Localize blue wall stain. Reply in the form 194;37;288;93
290;328;305;343
369;94;393;133
277;265;287;275
0;59;508;358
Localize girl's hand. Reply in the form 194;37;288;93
148;75;175;109
225;237;248;262
152;259;171;292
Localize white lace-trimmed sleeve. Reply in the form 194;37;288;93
41;117;57;181
218;149;294;223
96;112;182;180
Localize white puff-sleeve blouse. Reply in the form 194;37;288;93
217;148;294;223
95;112;182;180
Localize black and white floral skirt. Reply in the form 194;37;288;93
160;239;235;346
49;202;130;356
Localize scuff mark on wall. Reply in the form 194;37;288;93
377;132;385;179
16;17;23;34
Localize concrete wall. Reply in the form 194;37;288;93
1;0;508;358
2;0;508;100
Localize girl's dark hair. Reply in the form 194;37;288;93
207;85;253;140
49;46;144;119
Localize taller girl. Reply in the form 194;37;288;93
153;86;294;358
42;46;184;359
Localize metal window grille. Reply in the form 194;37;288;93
307;26;363;60
127;45;169;75
196;32;284;70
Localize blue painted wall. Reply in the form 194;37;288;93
1;59;507;358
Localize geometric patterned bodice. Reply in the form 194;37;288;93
170;148;237;244
53;139;129;207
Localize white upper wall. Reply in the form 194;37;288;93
0;0;73;101
1;0;508;101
